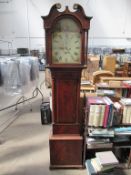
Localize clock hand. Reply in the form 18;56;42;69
59;56;62;60
65;47;71;52
59;47;64;50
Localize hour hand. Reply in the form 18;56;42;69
59;47;64;50
65;47;71;51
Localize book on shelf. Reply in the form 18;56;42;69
121;88;131;98
95;151;119;166
122;105;131;123
99;105;106;126
88;105;97;126
122;80;131;87
88;128;114;137
119;98;131;124
85;159;114;175
96;89;115;96
103;96;114;127
91;157;115;172
87;96;106;106
86;137;113;149
87;96;115;127
86;137;110;144
94;105;105;127
120;98;131;105
81;80;92;85
85;159;96;175
114;127;131;135
87;96;107;127
87;95;131;127
85;151;118;175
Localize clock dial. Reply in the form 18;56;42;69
52;18;81;64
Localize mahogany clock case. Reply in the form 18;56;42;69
42;4;91;168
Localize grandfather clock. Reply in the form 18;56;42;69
42;4;91;168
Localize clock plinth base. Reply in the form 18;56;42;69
49;134;83;168
50;164;84;169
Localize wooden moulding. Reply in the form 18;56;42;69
49;134;84;169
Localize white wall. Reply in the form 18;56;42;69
0;0;131;51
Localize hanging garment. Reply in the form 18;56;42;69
29;57;39;81
3;59;22;95
19;57;31;86
0;63;4;86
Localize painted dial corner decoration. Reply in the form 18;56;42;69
52;18;81;64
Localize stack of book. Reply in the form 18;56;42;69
81;80;92;86
122;80;131;87
120;98;131;105
86;137;113;149
112;102;123;126
88;128;114;137
96;89;115;97
85;151;119;175
87;96;114;127
119;98;131;124
114;127;131;135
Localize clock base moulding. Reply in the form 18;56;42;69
49;134;84;169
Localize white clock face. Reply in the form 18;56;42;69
52;18;81;64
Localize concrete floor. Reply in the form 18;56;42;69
0;71;131;175
0;71;87;175
0;97;87;175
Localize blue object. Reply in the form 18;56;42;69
114;127;131;132
85;159;96;175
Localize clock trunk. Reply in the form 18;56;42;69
51;67;83;134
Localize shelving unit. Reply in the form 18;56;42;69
96;78;131;100
84;96;131;169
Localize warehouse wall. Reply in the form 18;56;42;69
0;0;131;52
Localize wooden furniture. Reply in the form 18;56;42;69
96;83;131;100
115;62;131;77
92;70;114;84
96;76;131;100
123;62;131;77
100;77;131;83
81;85;96;92
81;55;100;81
42;3;91;168
103;55;116;73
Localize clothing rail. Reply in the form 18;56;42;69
0;87;44;112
